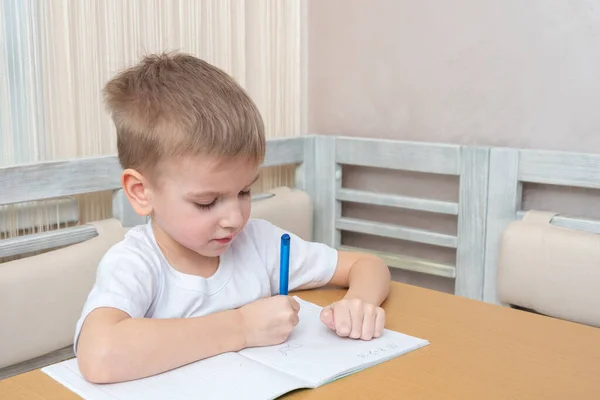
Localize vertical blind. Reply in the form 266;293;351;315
0;0;304;239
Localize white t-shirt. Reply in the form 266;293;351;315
73;218;338;353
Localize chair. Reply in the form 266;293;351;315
484;146;600;309
497;210;600;327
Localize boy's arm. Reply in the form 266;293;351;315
77;295;300;384
330;250;391;305
319;250;391;340
76;307;244;383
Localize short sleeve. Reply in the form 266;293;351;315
245;219;338;294
73;243;159;354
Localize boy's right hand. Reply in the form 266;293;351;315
238;295;300;348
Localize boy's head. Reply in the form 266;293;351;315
104;52;265;260
104;51;265;177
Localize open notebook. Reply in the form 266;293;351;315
42;298;429;400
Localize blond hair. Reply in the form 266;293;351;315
103;52;265;176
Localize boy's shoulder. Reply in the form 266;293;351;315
98;222;163;273
110;222;155;253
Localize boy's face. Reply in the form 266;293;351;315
146;155;259;259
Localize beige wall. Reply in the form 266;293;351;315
308;0;600;151
307;0;600;293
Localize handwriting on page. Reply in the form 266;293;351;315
278;342;304;357
356;342;400;359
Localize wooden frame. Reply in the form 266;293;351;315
310;136;489;300
483;147;600;304
7;138;599;302
0;135;495;302
15;136;600;301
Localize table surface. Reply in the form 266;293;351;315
1;282;600;400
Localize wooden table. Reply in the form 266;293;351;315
2;282;600;399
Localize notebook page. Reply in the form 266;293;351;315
239;297;429;387
42;352;305;400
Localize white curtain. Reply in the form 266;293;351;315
0;0;304;238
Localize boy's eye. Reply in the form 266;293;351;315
194;191;250;210
194;200;216;210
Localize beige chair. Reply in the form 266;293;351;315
497;210;600;327
0;187;313;379
250;187;313;241
0;219;127;378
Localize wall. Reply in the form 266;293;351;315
307;0;600;293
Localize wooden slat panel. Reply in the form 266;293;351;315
333;164;343;248
311;136;338;246
518;150;600;189
0;225;98;259
483;148;522;304
293;136;315;192
336;188;459;215
335;137;461;175
455;147;490;301
516;211;600;235
0;156;122;205
336;217;458;248
262;136;305;167
338;245;456;278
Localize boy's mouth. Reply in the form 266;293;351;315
213;236;233;244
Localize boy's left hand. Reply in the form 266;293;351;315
319;298;385;340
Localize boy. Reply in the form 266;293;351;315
75;52;391;384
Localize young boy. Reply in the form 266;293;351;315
75;52;391;384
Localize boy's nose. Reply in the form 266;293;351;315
220;203;244;229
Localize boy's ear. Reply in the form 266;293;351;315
121;168;153;217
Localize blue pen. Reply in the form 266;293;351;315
279;233;290;295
